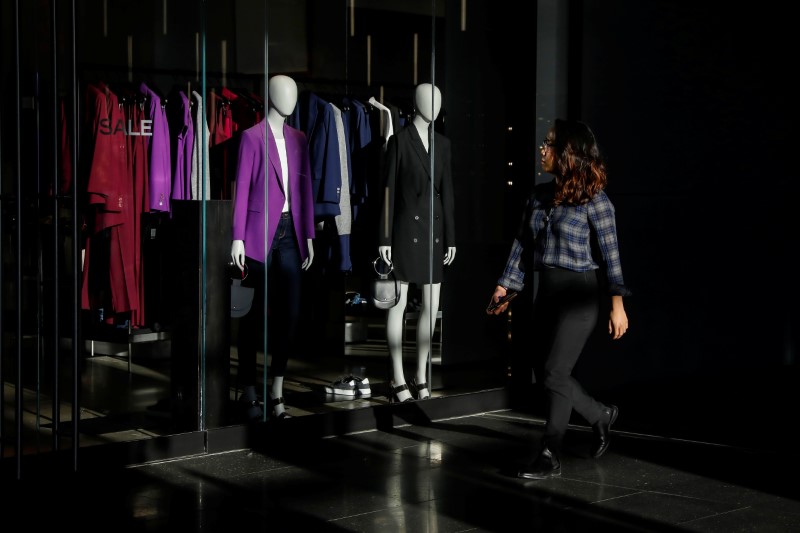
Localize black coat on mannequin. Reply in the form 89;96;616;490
378;123;455;284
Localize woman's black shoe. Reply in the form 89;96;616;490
518;446;561;480
591;405;619;458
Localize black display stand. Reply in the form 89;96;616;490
168;200;232;430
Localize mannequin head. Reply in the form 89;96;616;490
268;75;298;117
414;83;442;124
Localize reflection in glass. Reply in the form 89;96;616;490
264;1;449;415
2;0;504;465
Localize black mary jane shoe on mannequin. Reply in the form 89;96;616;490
409;378;430;400
389;382;414;403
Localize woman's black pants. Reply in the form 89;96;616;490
533;268;607;451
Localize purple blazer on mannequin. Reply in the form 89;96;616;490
232;119;315;263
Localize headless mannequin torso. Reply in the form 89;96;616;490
379;83;456;402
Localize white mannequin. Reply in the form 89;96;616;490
379;83;455;402
412;82;440;152
231;75;314;418
231;75;314;272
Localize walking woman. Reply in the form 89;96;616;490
488;119;631;479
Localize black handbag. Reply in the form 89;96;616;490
371;257;400;309
229;263;254;318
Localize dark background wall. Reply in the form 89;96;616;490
443;0;797;451
576;2;796;448
578;1;796;378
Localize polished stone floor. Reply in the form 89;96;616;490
5;317;800;531
8;406;800;532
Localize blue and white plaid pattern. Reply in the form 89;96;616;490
499;191;629;296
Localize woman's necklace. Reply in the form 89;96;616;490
544;206;555;223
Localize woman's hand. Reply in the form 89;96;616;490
487;285;509;315
608;295;629;340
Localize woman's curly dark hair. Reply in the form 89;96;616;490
551;119;608;206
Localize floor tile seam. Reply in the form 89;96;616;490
641;489;748;505
482;411;546;425
584;491;651;507
372;409;520;437
125;448;252;469
429;409;513;424
223;463;301;480
606;429;775;454
319;435;425;457
557;477;648;497
588;486;748;509
676;505;756;527
486;412;784;455
315;409;514;441
321;426;389;439
325;505;404;525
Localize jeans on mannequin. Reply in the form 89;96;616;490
237;213;302;419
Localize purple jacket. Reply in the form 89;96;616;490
232;119;315;263
139;82;171;212
170;90;194;203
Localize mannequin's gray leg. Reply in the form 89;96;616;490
414;283;441;398
386;283;412;402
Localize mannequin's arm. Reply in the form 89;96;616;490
302;239;314;270
444;247;456;265
231;240;246;270
380;246;453;266
378;245;392;266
